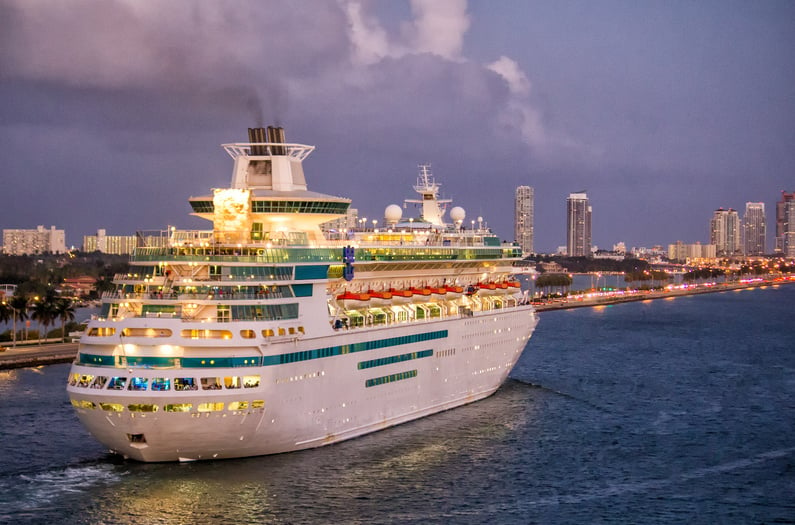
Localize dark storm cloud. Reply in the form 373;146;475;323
0;0;792;252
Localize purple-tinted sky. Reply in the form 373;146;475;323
1;0;793;252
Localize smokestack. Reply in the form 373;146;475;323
267;126;286;155
248;127;268;155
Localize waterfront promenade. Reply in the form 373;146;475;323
533;276;793;311
0;342;78;370
1;277;791;370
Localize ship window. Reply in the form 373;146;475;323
298;326;305;334
128;404;158;412
71;399;96;409
278;328;286;336
164;404;192;413
262;329;275;337
108;377;127;390
174;377;198;391
243;375;260;388
197;402;224;412
128;377;149;391
251;400;265;409
224;376;241;389
121;327;173;337
240;329;256;339
151;377;171;391
90;376;108;389
201;377;222;390
77;374;94;388
87;327;116;337
228;401;249;411
99;403;125;412
181;329;234;339
68;373;80;386
288;327;296;335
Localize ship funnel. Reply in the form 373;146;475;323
247;127;268;155
267;126;286;155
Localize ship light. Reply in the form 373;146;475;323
159;345;178;355
123;344;137;354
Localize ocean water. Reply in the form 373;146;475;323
0;285;793;524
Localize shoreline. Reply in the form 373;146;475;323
533;277;794;312
2;277;792;370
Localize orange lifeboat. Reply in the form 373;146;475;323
429;286;447;296
337;291;370;309
507;280;521;288
477;282;498;295
409;287;432;302
368;290;393;306
389;288;414;304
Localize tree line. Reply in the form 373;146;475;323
0;252;126;345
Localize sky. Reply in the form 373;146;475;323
1;0;793;253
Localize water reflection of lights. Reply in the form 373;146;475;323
0;369;20;394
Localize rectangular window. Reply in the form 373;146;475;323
108;377;127;390
224;376;241;389
151;378;171;391
164;404;192;412
197;402;224;412
128;377;149;391
201;377;222;390
243;375;260;388
174;377;197;391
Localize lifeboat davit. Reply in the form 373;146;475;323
337;291;370;309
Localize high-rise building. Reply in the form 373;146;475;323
668;241;717;262
710;208;741;256
566;192;591;257
82;229;138;254
742;202;766;256
514;186;534;255
779;194;795;257
776;191;795;253
2;225;67;255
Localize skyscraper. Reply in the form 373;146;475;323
710;208;741;256
775;191;794;254
566;192;591;257
743;202;766;256
514;186;534;255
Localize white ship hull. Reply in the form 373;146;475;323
68;306;536;462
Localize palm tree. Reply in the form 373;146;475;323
9;295;29;347
0;301;12;344
31;290;58;345
54;297;76;343
0;300;11;324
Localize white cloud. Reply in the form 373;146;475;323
344;1;394;65
407;0;470;59
487;56;531;96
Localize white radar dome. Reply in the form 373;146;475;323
384;204;403;222
449;206;466;223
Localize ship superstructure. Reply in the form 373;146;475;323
66;126;539;462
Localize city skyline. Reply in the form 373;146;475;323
0;1;793;252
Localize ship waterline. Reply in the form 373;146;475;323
67;126;538;461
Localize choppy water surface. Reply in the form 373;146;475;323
1;285;793;524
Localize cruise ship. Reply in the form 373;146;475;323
66;126;539;462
